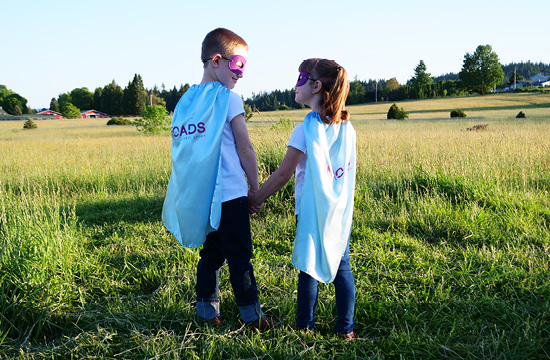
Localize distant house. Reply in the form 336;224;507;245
530;73;549;82
513;73;550;89
526;73;550;88
515;80;533;88
80;110;110;119
36;110;65;119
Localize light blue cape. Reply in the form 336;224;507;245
162;82;230;247
292;112;356;283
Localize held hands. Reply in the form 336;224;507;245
248;189;264;214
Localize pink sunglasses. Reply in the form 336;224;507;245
296;71;317;87
203;54;247;75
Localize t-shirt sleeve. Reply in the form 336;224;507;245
288;123;306;153
226;91;245;123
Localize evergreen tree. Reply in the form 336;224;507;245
93;87;103;111
163;86;179;113
102;80;124;116
409;60;433;98
178;84;189;99
349;78;366;104
507;74;524;85
158;84;188;113
49;98;60;112
123;74;148;116
501;61;550;79
23;119;37;129
148;90;167;107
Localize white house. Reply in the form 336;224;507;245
514;73;550;89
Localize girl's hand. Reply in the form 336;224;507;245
248;189;264;214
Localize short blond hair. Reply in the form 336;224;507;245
201;28;248;62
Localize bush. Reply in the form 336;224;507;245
23;119;37;129
271;117;293;130
133;105;170;134
387;103;399;119
107;116;132;125
450;109;467;118
61;103;82;119
398;109;409;120
516;111;526;118
387;103;409;120
244;103;254;122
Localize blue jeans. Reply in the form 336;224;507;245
296;242;355;334
195;197;263;323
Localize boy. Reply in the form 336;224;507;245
162;28;271;331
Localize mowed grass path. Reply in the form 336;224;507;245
1;93;549;359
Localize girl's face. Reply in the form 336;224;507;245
295;71;318;108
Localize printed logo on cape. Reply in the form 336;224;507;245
171;122;206;138
326;161;353;180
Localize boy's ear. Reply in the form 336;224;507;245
211;54;223;69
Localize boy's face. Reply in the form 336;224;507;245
213;45;248;90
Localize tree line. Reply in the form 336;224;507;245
47;74;192;118
1;76;192;118
245;47;549;112
1;45;548;117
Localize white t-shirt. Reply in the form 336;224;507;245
287;123;307;214
221;90;248;202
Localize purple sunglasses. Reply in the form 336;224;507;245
203;54;247;75
296;71;317;87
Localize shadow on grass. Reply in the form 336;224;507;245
74;196;164;227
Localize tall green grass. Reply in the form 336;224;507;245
1;95;549;358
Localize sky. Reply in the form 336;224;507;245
2;0;549;109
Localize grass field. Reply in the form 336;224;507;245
1;93;549;359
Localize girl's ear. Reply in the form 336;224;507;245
312;80;323;94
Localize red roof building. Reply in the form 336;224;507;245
80;110;110;119
36;110;64;119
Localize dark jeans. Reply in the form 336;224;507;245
296;240;355;334
195;197;263;322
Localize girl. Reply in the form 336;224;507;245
249;58;356;339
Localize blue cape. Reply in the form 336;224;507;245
162;82;230;247
292;112;356;283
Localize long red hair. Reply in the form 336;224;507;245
299;58;350;124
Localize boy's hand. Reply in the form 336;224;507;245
249;204;263;214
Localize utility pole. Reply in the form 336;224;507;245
514;66;517;91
